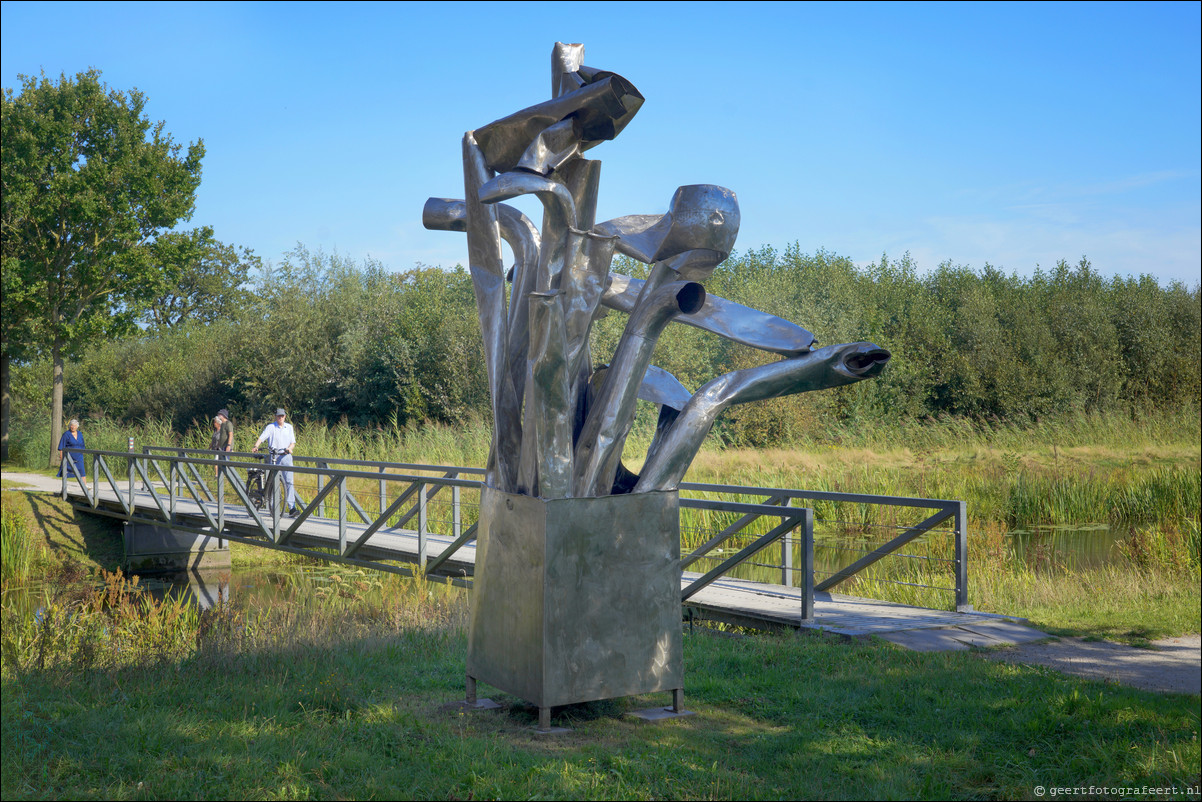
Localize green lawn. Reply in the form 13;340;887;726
2;614;1198;801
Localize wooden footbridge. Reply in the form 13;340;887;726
61;446;992;635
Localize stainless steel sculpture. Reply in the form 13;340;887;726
425;43;890;729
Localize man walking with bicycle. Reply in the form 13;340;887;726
252;408;298;516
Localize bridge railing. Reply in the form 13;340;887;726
67;447;486;580
139;446;484;535
677;496;816;619
678;481;968;612
62;448;967;613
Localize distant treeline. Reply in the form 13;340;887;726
9;244;1199;444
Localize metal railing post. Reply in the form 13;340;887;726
801;508;814;620
169;460;177;516
217;458;225;533
91;454;99;506
316;461;328;519
418;482;428;573
141;446;151;491
452;483;461;538
128;452;135;514
338;476;347;555
379;466;386;517
954;500;970;611
781;498;793;587
272;469;282;542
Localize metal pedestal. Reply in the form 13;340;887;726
467;488;683;727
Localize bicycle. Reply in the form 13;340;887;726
244;454;269;511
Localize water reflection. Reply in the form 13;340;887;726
4;563;418;630
140;569;231;610
148;564;402;610
1007;523;1118;568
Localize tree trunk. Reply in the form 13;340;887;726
50;338;63;469
1;352;10;463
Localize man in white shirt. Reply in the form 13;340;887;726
253;408;298;515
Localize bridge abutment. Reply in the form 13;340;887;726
122;522;230;574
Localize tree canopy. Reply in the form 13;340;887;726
142;226;258;329
1;68;204;463
9;246;1196;448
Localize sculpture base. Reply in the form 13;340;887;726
467;488;682;710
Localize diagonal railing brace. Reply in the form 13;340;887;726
814;507;956;592
682;514;803;601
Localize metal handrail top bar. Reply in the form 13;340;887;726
125;453;811;516
679;480;958;510
680;497;806;517
139;446;487;476
75;449;481;487
75;448;955;514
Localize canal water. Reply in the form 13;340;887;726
5;521;1127;616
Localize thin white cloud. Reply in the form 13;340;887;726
916;214;1201;284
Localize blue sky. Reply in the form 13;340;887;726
3;1;1199;285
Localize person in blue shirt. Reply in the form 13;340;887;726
252;408;298;515
57;418;86;478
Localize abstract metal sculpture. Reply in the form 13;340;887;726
425;43;890;729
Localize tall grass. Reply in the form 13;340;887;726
295;415;492;467
998;464;1200;529
5;415;179;470
0;560;466;673
1;564;200;671
0;506;39;586
682;433;1199;534
799;405;1202;453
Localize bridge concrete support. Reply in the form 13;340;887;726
122;522;230;574
467;488;683;724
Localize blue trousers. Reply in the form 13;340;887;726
269;452;295;510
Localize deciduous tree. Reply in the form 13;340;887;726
142;226;258;329
2;69;203;465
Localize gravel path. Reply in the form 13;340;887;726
978;633;1201;696
2;471;66;492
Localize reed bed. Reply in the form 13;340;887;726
0;557;466;674
1;563;199;671
683;450;1199;532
